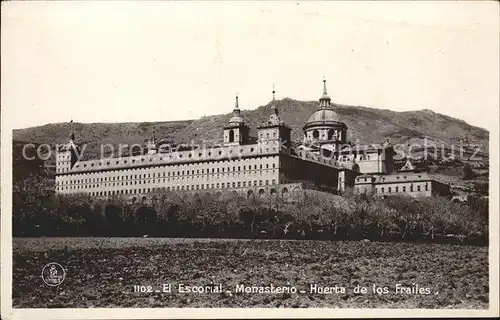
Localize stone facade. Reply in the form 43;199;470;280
355;172;450;198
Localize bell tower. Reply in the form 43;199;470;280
257;86;292;150
223;94;250;146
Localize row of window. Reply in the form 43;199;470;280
301;153;374;163
379;175;423;182
309;129;343;140
58;172;277;189
337;155;371;161
258;131;278;139
57;169;278;186
59;148;279;170
357;183;430;194
58;159;277;174
378;184;428;193
58;180;278;194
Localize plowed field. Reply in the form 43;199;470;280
12;238;488;308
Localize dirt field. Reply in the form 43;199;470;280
12;238;488;308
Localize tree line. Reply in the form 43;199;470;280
13;173;488;245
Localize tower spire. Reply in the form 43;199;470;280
407;137;410;160
69;119;75;141
267;85;282;125
228;93;244;125
400;137;415;172
234;93;239;111
319;77;331;109
271;84;278;114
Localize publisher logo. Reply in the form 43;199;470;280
41;262;66;286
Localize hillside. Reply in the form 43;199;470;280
13;98;489;159
173;99;489;155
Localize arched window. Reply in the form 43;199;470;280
327;129;334;140
293;186;301;198
229;130;235;142
313;130;320;139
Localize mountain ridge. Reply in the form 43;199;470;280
13;98;489;160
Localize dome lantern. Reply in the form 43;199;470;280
319;77;332;109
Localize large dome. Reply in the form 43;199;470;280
304;109;343;128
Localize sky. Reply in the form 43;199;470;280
1;1;499;131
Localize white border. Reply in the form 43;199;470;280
1;1;499;319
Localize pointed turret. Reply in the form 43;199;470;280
319;77;332;109
271;84;277;114
56;119;80;174
267;85;283;126
228;94;244;124
400;139;415;172
257;85;291;148
224;93;249;145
